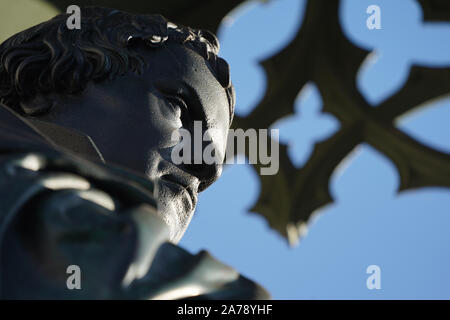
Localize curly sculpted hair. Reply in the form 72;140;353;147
0;7;235;122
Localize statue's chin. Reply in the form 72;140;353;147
155;179;195;243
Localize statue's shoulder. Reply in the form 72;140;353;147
137;242;271;300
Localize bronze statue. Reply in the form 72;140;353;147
0;7;268;299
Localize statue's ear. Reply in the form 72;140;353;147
19;94;55;116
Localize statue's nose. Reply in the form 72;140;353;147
181;156;223;192
170;122;225;192
181;142;223;192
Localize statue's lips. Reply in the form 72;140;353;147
160;175;198;210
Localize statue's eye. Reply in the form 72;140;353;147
166;95;191;127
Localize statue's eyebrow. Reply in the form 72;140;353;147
154;78;206;123
163;45;231;126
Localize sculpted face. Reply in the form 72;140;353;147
35;43;231;242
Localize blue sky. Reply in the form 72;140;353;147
180;0;450;299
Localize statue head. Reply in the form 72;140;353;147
0;7;235;242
